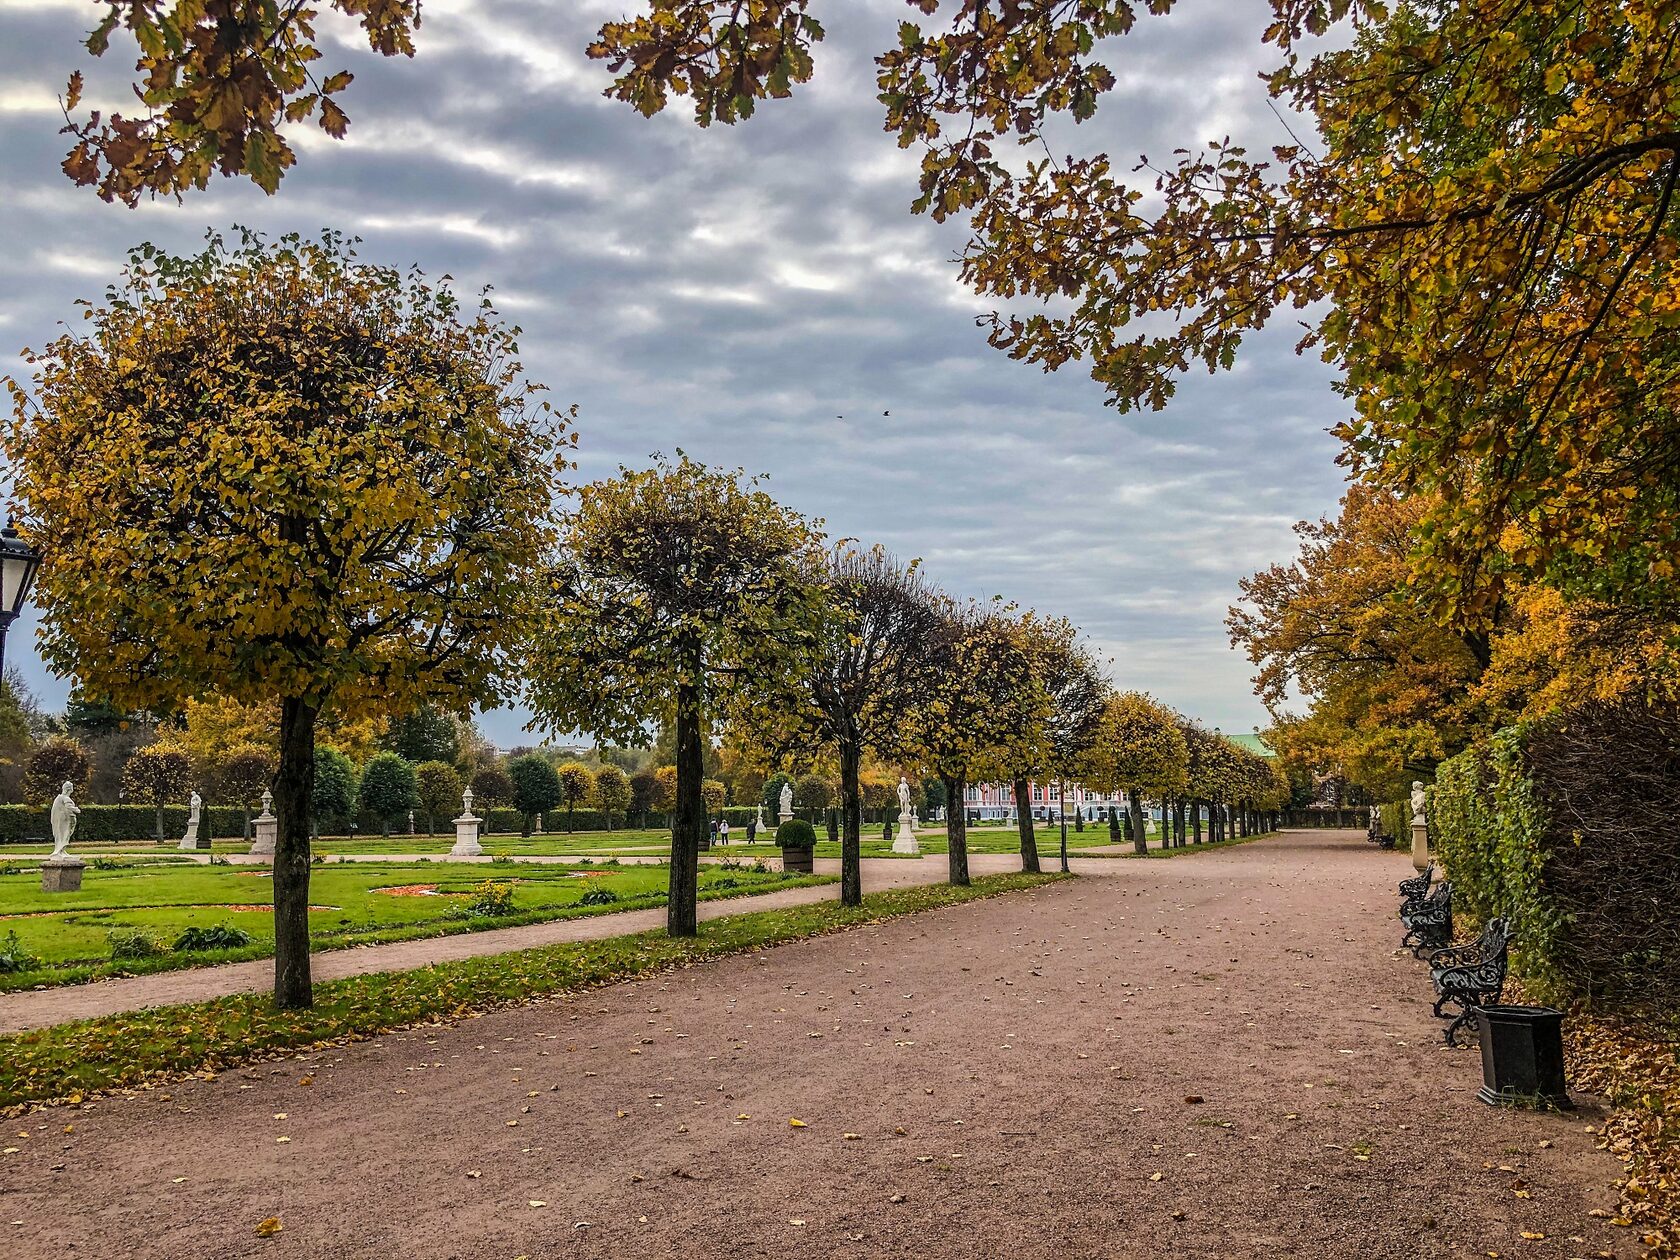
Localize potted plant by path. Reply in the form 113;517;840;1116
777;818;817;874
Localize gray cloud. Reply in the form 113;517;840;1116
0;0;1344;746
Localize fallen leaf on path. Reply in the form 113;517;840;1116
466;1170;481;1179
527;1200;546;1208
789;1119;808;1128
1184;1096;1204;1105
1149;1173;1164;1182
254;1217;283;1238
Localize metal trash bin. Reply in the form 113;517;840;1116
1473;1005;1572;1109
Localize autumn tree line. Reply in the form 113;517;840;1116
2;234;1283;1011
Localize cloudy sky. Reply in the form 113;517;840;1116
0;0;1346;747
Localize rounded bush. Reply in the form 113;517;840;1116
775;818;816;849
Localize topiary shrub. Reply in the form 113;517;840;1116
173;924;255;952
775;818;816;849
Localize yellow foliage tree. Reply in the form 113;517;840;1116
4;232;565;1008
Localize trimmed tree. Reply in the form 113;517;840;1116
120;742;193;841
360;752;417;837
556;762;595;833
217;746;275;841
415;760;463;836
786;545;940;906
509;754;562;837
906;598;1048;887
593;764;632;830
312;746;358;840
23;736;90;803
525;456;823;937
4;233;562;1007
1083;693;1189;856
384;706;461;766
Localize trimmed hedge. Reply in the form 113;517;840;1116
1431;702;1679;1010
1379;798;1409;844
0;804;248;845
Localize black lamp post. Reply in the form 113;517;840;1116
0;520;43;682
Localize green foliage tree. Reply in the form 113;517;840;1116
593;763;632;830
120;743;193;841
359;752;417;837
23;735;90;803
525;455;824;936
414;760;464;836
629;769;659;826
556;761;595;833
508;754;562;838
383;706;461;767
3;232;562;1009
1084;693;1189;855
312;746;358;839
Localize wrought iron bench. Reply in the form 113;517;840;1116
1398;862;1435;914
1429;917;1513;1045
1401;880;1453;957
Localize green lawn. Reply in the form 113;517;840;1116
0;872;1068;1110
0;858;827;990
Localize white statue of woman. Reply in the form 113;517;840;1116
897;775;912;816
779;781;794;818
1410;780;1427;827
50;781;80;857
180;790;202;848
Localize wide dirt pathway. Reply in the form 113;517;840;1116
0;831;1624;1259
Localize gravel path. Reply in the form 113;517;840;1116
0;831;1624;1259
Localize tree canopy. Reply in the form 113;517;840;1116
3;231;563;1008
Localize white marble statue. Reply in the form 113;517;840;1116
50;781;80;857
1410;780;1427;827
755;802;766;831
779;781;794;819
897;776;912;817
179;790;202;849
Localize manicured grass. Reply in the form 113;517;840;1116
0;859;828;991
0;871;1069;1111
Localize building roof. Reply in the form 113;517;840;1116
1227;731;1275;757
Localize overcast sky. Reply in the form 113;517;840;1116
0;0;1345;747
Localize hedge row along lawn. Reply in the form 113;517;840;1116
0;872;1067;1112
0;859;830;992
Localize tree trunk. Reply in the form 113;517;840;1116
943;774;970;886
1191;799;1203;844
272;696;317;1011
1127;789;1147;855
154;802;165;844
838;737;863;907
668;657;704;937
567;804;574;834
1013;776;1039;874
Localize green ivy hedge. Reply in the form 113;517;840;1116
1427;706;1680;1009
1378;798;1408;844
0;804;249;845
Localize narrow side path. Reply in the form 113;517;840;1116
0;855;961;1033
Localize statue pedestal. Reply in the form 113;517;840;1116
450;812;483;858
41;856;85;893
777;809;793;829
250;813;277;857
891;815;920;856
1411;822;1429;872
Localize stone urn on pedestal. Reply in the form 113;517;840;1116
451;787;484;857
249;788;278;856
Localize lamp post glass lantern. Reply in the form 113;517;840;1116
0;520;42;679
